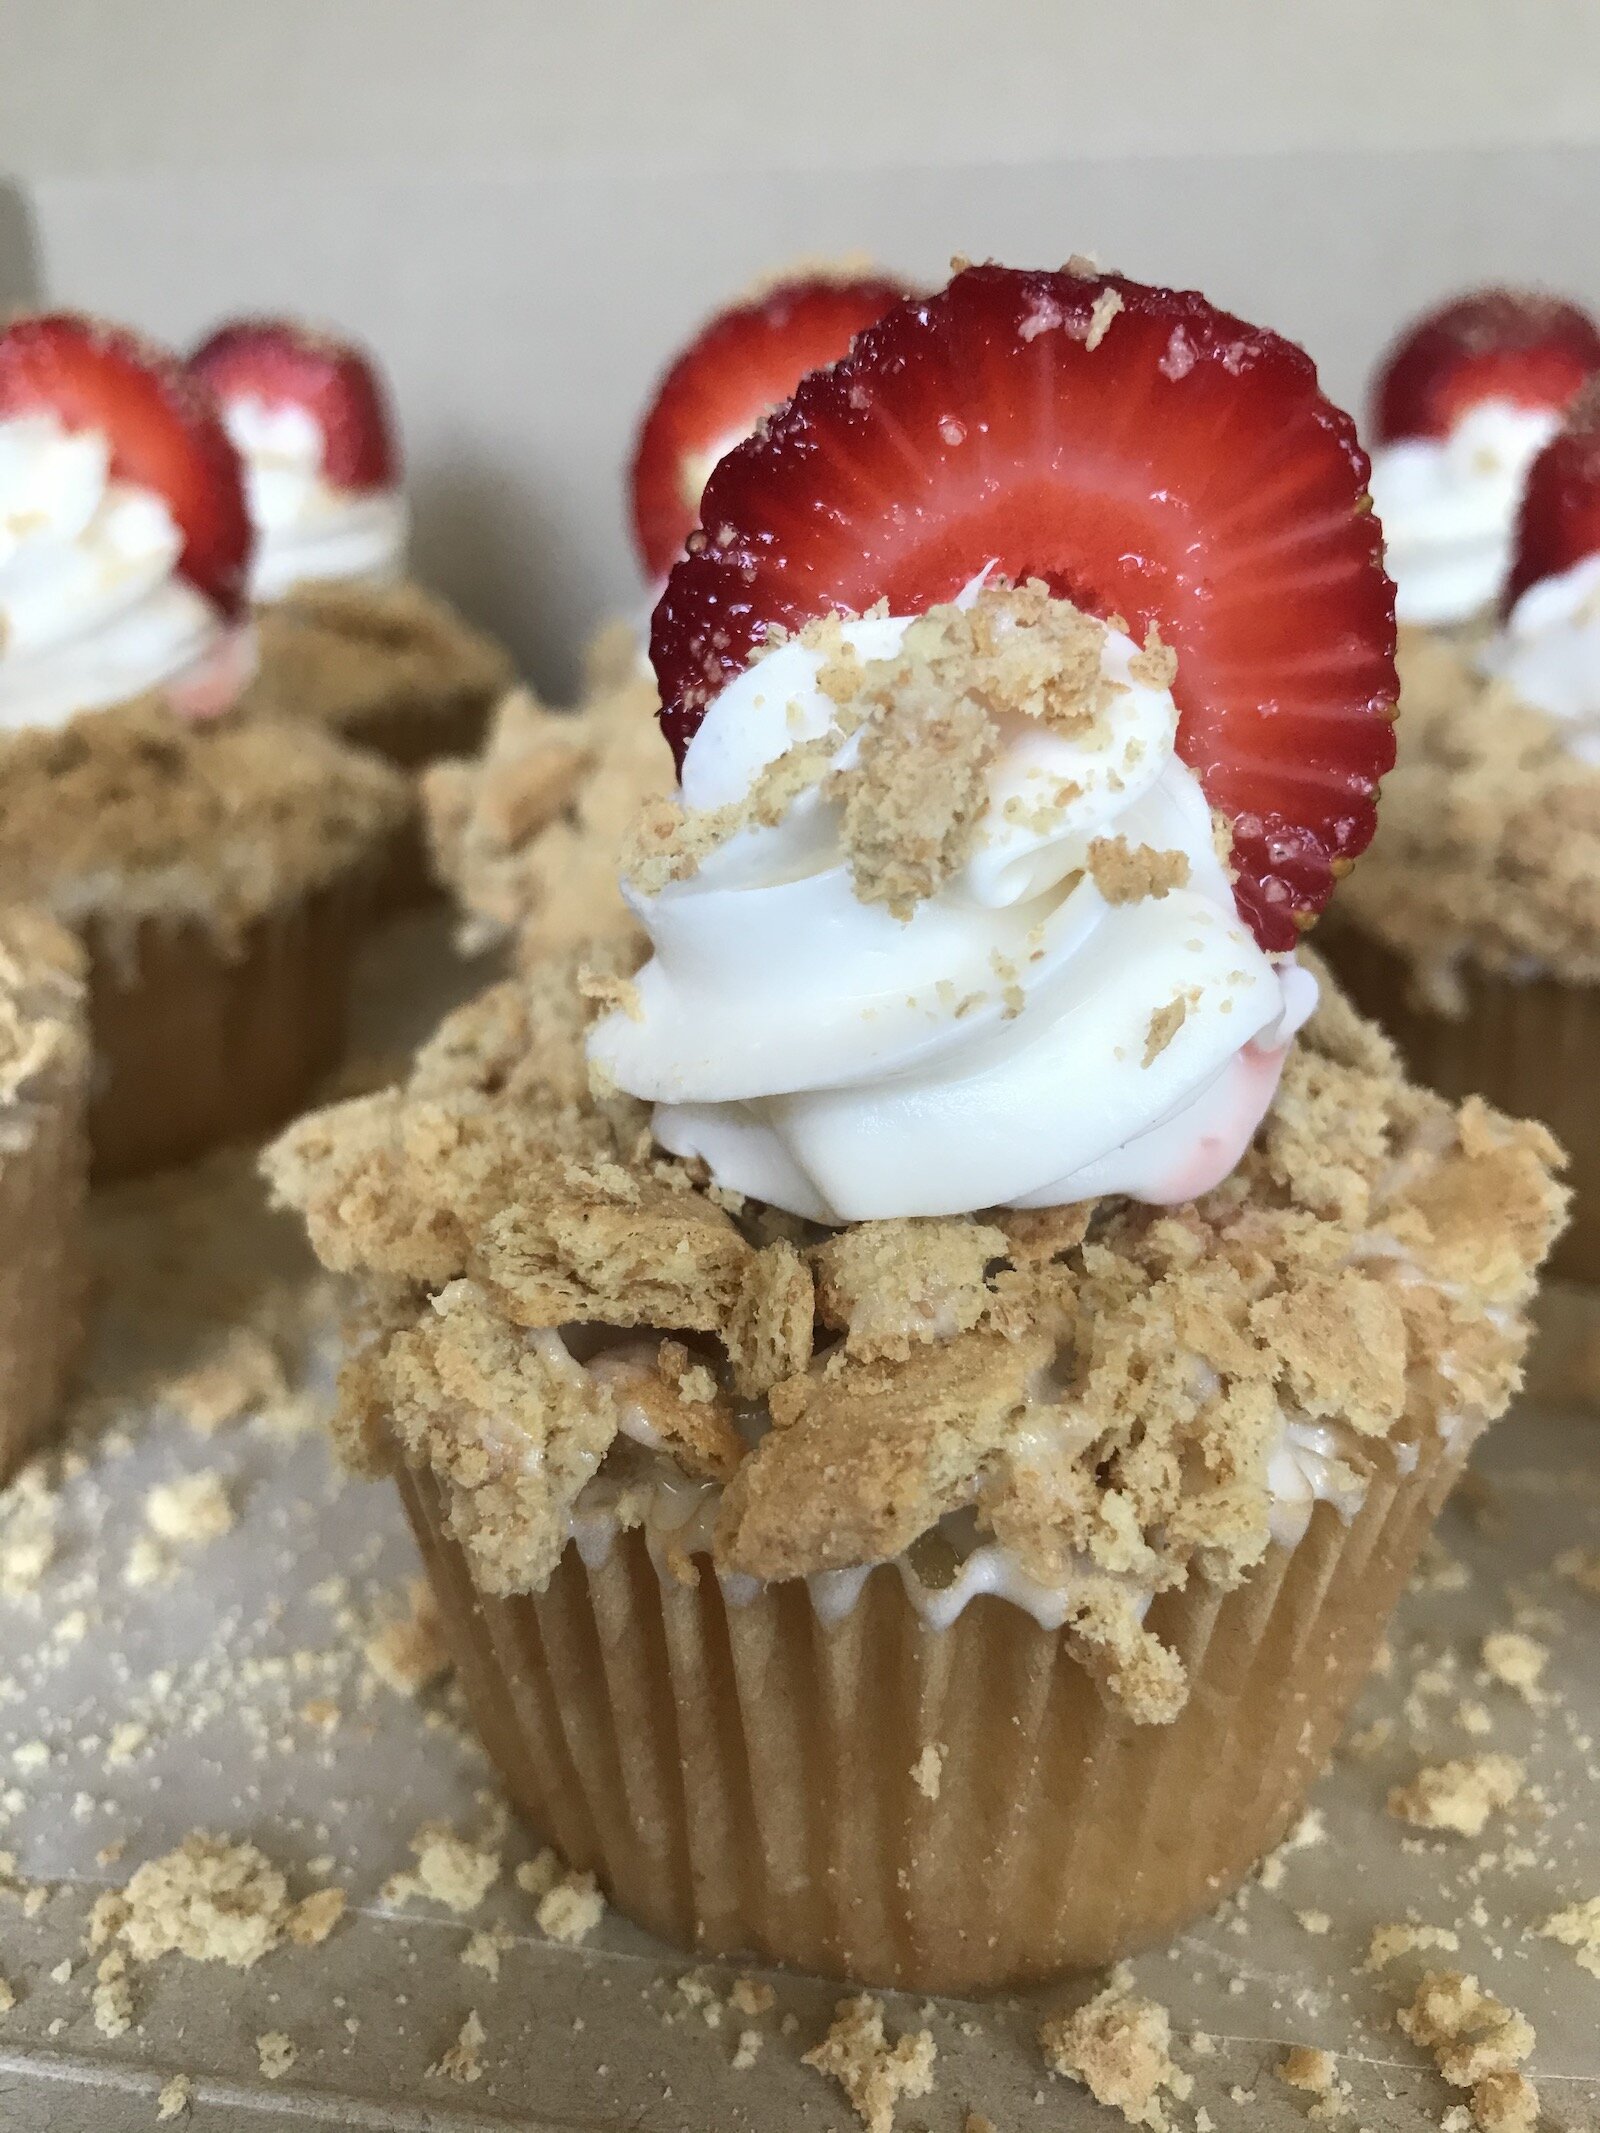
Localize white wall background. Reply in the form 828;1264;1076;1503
1;3;1593;695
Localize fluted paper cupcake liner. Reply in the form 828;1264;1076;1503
1328;929;1599;1284
399;1420;1464;1993
0;1061;87;1481
85;879;368;1181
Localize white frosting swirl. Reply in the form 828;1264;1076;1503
590;609;1315;1225
1478;549;1600;762
1369;400;1560;627
0;413;227;732
223;396;408;601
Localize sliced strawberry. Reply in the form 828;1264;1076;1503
1373;288;1600;443
1504;379;1600;610
629;272;907;580
0;312;252;616
190;316;399;490
652;262;1397;953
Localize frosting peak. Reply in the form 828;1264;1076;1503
223;395;408;601
589;588;1314;1224
0;412;228;732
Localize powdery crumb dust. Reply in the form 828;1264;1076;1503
1038;1971;1192;2129
427;2008;486;2084
803;1993;937;2133
256;2032;296;2081
1387;1754;1525;1837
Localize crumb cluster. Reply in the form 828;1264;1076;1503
423;634;672;958
0;910;86;1125
265;940;1564;1724
0;700;410;943
1039;1969;1191;2129
1336;628;1600;1002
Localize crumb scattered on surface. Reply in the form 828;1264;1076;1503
910;1743;946;1800
1387;1754;1524;1836
143;1472;234;1547
155;2073;193;2121
256;2032;296;2081
427;2008;486;2084
1039;1971;1191;2129
1540;1894;1600;1977
382;1823;500;1915
804;1993;937;2133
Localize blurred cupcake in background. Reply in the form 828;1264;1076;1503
423;267;905;959
0;313;408;1177
1333;381;1600;1283
194;316;513;772
1368;287;1600;636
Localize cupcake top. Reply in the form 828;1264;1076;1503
0;907;86;1138
0;699;409;940
1346;384;1600;1003
0;314;253;733
1367;288;1600;629
190;317;408;603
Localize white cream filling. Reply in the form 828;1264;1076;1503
1369;400;1560;628
591;608;1314;1225
0;413;227;730
223;395;408;602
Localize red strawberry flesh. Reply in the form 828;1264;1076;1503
651;263;1398;953
1373;288;1600;444
0;312;252;617
630;273;907;579
191;316;399;491
1504;378;1600;611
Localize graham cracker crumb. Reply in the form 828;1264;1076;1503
428;2008;486;2084
1088;836;1190;905
804;1993;937;2133
383;1823;500;1915
1397;1970;1535;2089
910;1743;946;1799
536;1869;604;1945
143;1472;233;1547
732;2028;763;2070
1142;993;1189;1067
1366;1921;1461;1970
92;1950;134;2036
462;1923;514;1979
285;1885;346;1948
513;1849;560;1901
1085;287;1124;350
1279;2045;1338;2093
256;2032;296;2081
1469;2070;1540;2133
155;2073;193;2120
729;1975;776;2017
363;1578;452;1696
965;2115;1000;2133
112;1834;329;1970
1388;1754;1524;1836
1540;1894;1600;1977
1039;1974;1192;2129
1480;1631;1547;1700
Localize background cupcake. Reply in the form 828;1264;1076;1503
268;264;1566;1991
0;312;409;1176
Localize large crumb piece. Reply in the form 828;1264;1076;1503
1279;2045;1338;2094
155;2073;193;2120
1479;1631;1547;1699
1039;1973;1192;2129
383;1822;500;1915
1398;1970;1535;2088
1468;2069;1540;2133
115;1835;323;1971
1387;1754;1524;1836
536;1868;604;1946
143;1472;234;1546
803;1993;937;2133
428;2008;487;2084
1540;1894;1600;1977
255;2032;296;2081
92;1950;134;2036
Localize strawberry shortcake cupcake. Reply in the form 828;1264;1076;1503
192;316;514;771
425;272;902;955
1368;287;1600;637
1334;382;1600;1280
270;263;1565;1989
0;314;409;1177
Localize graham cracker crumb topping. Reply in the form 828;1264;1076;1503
1039;1970;1192;2128
803;1993;937;2133
266;944;1564;1725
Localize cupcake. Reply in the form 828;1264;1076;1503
423;272;903;951
0;909;89;1480
1332;383;1600;1282
192;317;514;769
267;264;1566;1991
0;312;410;1178
1367;287;1600;637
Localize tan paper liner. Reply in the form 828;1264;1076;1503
1327;929;1600;1285
399;1420;1466;1994
84;879;367;1182
0;1053;88;1482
